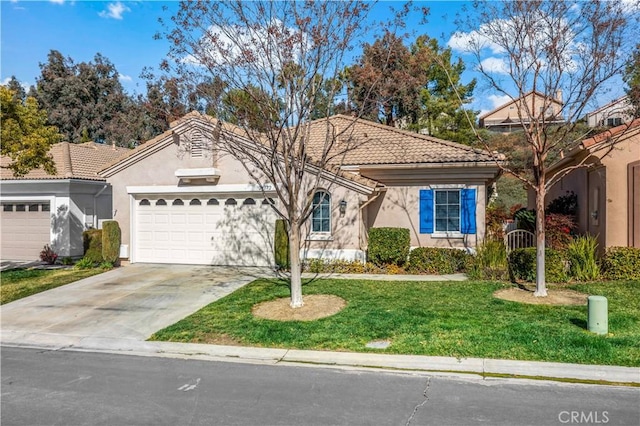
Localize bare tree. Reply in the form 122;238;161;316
447;0;638;296
159;1;397;307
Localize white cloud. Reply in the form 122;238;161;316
447;28;505;55
488;94;512;110
49;0;65;4
99;2;130;20
478;57;509;74
118;74;132;82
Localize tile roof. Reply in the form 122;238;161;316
304;114;498;166
581;118;640;149
1;142;131;181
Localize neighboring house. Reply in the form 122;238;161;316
479;90;564;132
584;95;633;128
99;112;502;267
541;119;640;249
0;142;130;260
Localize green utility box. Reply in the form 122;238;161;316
587;295;608;335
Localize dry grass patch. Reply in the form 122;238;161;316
494;287;588;305
252;294;346;321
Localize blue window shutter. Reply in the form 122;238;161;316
461;189;477;234
419;190;434;233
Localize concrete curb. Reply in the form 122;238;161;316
3;334;638;385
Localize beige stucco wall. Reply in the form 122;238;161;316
542;131;640;248
481;92;563;127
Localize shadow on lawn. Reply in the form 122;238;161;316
570;318;587;330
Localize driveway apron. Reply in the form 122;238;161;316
1;264;267;346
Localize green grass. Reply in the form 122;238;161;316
1;268;105;304
150;279;640;367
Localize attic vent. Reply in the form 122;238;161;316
191;129;205;158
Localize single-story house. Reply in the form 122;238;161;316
542;119;640;249
0;142;130;260
99;112;502;266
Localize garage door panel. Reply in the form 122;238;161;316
1;203;51;261
134;196;275;266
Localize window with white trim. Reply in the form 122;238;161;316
434;190;460;233
311;191;331;233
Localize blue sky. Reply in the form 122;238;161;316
1;0;628;115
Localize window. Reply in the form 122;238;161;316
607;117;622;127
29;204;39;212
242;198;256;206
16;204;26;212
172;199;184;206
139;199;151;206
435;190;460;232
207;198;219;206
41;203;50;212
189;199;201;206
225;198;237;206
262;198;275;206
156;199;167;206
3;204;13;212
419;188;476;235
311;191;331;233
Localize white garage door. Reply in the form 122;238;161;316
134;195;277;266
1;202;51;261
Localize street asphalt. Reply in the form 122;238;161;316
1;264;638;385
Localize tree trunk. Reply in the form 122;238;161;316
288;222;304;308
534;186;547;297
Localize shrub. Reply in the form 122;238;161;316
408;247;469;274
303;259;384;274
567;235;600;281
367;227;410;266
545;213;576;250
467;240;508;281
39;245;58;265
274;219;290;270
601;247;640;280
508;247;568;283
101;221;121;264
99;261;114;270
83;229;103;263
74;257;95;270
546;191;578;216
485;204;509;241
514;208;535;232
61;257;74;266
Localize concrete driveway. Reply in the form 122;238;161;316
1;264;269;348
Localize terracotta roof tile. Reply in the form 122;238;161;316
581;118;640;148
305;115;497;166
1;142;131;181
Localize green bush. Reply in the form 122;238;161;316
82;229;103;263
274;219;290;270
601;247;640;280
101;221;121;265
99;261;114;270
367;227;410;266
408;247;469;274
302;258;401;274
74;257;95;270
567;235;600;281
467;240;508;281
508;247;568;283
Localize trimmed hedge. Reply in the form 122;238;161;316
274;219;290;270
102;221;121;264
408;247;469;274
508;247;568;283
82;229;103;263
601;247;640;280
367;227;410;266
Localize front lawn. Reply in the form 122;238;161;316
150;279;640;367
0;268;105;304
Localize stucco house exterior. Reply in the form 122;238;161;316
584;95;633;128
542;119;640;249
0;142;130;260
99;112;502;267
479;90;564;132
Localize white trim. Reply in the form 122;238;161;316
126;183;276;195
428;184;467;189
174;168;221;183
0;195;56;246
307;233;333;242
